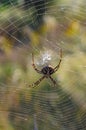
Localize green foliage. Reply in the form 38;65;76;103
0;0;18;5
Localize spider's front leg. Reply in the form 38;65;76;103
29;76;45;88
54;48;62;72
32;53;41;74
49;76;57;87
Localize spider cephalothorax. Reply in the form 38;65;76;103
41;66;54;76
29;49;62;88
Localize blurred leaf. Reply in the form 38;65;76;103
65;20;80;36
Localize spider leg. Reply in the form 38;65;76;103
49;76;57;87
32;53;42;74
29;76;45;88
54;48;62;72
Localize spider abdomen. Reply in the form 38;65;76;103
41;66;54;75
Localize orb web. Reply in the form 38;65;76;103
0;0;86;130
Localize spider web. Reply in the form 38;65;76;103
0;0;86;130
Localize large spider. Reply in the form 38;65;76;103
29;49;62;88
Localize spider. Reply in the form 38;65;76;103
29;49;62;88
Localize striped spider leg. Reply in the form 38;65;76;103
49;75;57;87
53;48;62;72
32;53;42;74
29;76;45;88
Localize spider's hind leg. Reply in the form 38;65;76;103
29;76;45;88
49;76;57;87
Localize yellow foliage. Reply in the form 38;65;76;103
30;31;40;46
66;20;80;36
0;36;13;54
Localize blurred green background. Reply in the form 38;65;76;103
0;0;86;130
